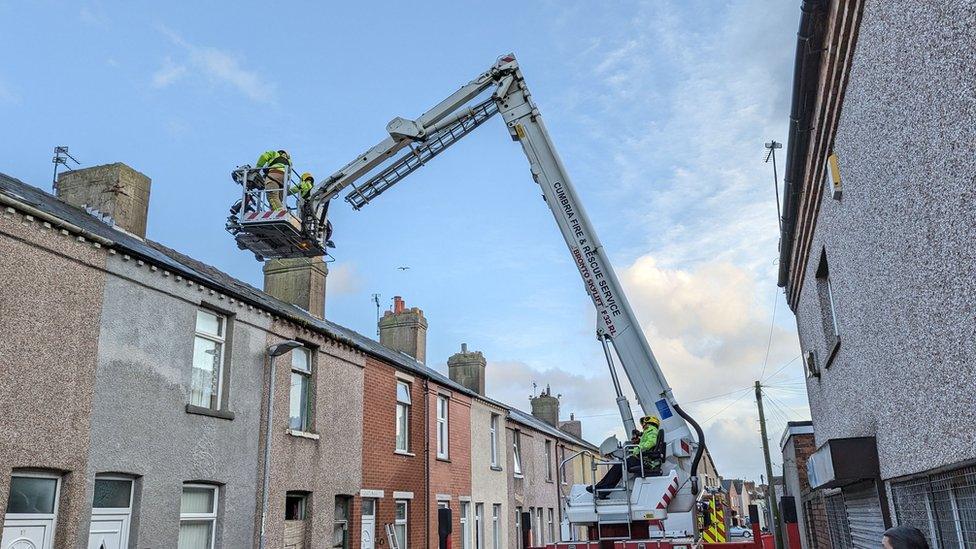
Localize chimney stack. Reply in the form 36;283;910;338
56;163;151;238
263;257;329;319
448;343;487;395
379;296;427;363
530;384;560;427
559;412;583;439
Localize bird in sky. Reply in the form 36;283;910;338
397;266;410;271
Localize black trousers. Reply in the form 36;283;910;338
594;455;643;492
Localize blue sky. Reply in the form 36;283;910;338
1;0;810;480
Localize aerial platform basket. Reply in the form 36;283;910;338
227;165;327;260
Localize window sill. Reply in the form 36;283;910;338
513;473;524;479
285;429;320;440
185;404;235;421
824;336;842;370
490;465;503;472
436;456;451;463
395;449;416;457
545;479;554;484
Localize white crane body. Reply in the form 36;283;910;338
229;54;705;542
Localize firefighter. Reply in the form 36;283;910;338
291;172;315;200
588;415;661;498
255;149;292;210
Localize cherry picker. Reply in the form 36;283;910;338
227;53;708;546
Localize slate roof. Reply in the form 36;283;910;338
1;172;596;450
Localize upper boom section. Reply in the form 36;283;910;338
303;54;692;443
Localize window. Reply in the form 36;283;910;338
289;347;312;431
559;447;567;485
489;414;499;468
191;310;227;409
547;508;554;544
285;492;308;520
395;500;409;549
89;476;134;548
535;508;544;546
816;251;841;354
474;503;484;549
460;501;470;549
396;381;411;452
179;484;218;549
333;495;350;549
491;504;501;549
544;440;553;481
437;396;449;459
3;473;61;549
512;432;523;476
891;465;976;548
514;507;522;547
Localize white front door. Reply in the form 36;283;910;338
87;515;126;549
2;474;61;549
87;477;133;549
360;499;376;549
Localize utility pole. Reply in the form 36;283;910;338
755;380;783;549
764;141;783;233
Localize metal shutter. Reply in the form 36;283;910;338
843;482;886;549
825;491;853;549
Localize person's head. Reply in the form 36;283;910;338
277;149;290;162
640;415;660;429
301;172;314;185
882;526;930;549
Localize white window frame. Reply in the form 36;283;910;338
191;309;227;409
289;347;313;432
547;508;554;544
90;475;134;548
514;507;522;546
179;483;218;549
436;396;449;459
489;414;499;468
396;381;411;453
3;471;62;549
535;508;544;546
460;501;470;549
474;503;484;549
512;431;523;477
491;504;500;549
825;275;840;336
394;499;409;549
544;440;553;482
559;446;567;485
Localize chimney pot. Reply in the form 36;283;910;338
393;296;405;314
461;343;468;353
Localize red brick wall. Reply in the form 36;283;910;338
353;357;428;549
428;385;472;549
793;433;816;492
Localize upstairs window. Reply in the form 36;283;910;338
544;440;553;481
436;396;449;459
512;432;523;476
191;310;226;409
289;347;313;431
816;249;842;369
489;414;499;468
396;381;411;452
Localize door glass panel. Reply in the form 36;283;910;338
361;498;375;516
6;476;58;514
180;487;215;514
93;479;132;508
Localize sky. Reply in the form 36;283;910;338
0;0;810;481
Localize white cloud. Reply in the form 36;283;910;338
155;26;275;103
328;262;361;296
151;57;187;88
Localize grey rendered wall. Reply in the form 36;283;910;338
261;318;364;548
506;426;560;547
796;0;976;481
0;209;108;547
470;401;508;549
85;254;271;548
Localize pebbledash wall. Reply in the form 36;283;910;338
780;0;976;544
0;178;109;548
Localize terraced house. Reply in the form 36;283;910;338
0;164;597;549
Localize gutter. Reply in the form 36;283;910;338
777;0;828;289
0;193;114;246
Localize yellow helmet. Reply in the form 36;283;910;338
641;415;660;428
301;172;314;183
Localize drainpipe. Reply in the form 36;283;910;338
424;377;431;549
260;340;302;549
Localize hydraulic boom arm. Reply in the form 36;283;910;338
303;54;704;500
